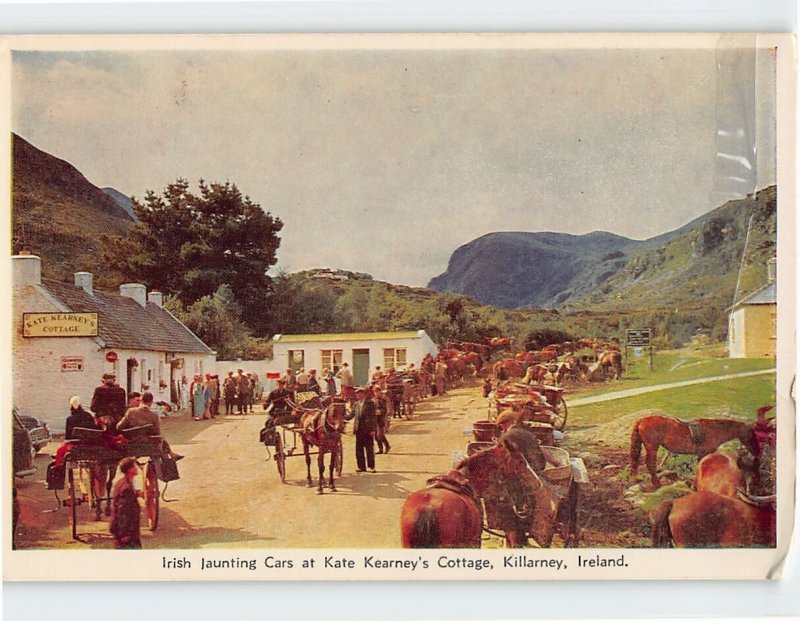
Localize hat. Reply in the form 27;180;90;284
102;372;115;380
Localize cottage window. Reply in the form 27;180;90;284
383;347;407;370
321;349;343;373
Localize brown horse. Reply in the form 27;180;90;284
695;450;752;497
651;491;775;547
630;415;756;488
299;398;347;494
597;350;623;379
401;428;546;548
493;359;525;381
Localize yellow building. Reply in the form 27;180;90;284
727;283;777;358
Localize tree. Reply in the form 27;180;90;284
103;178;282;334
164;285;270;360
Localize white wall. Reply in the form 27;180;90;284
269;331;438;377
728;308;746;358
13;282;215;433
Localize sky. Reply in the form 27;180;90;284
11;36;777;287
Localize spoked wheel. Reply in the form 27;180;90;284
552;399;568;431
144;461;160;531
334;436;344;477
275;434;287;483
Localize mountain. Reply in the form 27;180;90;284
12;133;136;289
102;186;137;221
428;187;776;314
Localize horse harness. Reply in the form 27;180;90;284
425;470;482;512
677;418;706;446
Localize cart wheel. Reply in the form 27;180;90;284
275;434;287;483
552;399;568;431
334;437;344;477
144;462;160;531
68;468;78;540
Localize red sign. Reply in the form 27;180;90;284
61;357;84;372
105;351;118;362
266;372;281;379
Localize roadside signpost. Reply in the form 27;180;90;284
626;328;653;370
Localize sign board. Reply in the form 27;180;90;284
626;328;652;347
105;351;118;362
61;356;84;372
22;312;99;338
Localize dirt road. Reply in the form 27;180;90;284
14;381;490;550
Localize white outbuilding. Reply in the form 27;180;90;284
270;330;438;386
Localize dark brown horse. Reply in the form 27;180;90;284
652;491;775;547
400;428;546;548
630;415;756;488
493;359;525;381
299;398;347;494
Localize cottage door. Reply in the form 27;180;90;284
352;348;370;386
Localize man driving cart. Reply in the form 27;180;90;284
263;378;297;427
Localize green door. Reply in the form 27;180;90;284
352;349;370;386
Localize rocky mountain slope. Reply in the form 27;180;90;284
429;186;776;314
12;133;135;288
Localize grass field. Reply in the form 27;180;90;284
568;373;776;427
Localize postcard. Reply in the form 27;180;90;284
2;32;795;580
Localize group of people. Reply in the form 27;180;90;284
62;372;184;549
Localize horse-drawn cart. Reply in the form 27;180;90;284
260;394;345;491
57;428;166;541
490;382;568;431
466;440;589;547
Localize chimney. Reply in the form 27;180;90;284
74;272;94;296
119;283;147;307
767;257;776;284
148;291;163;307
12;254;42;287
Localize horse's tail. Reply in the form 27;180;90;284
411;508;440;548
630;421;643;475
651;500;675;548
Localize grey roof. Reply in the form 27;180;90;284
41;279;213;354
735;283;777;307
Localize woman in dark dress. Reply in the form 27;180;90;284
109;457;142;549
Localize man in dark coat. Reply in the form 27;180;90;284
90;372;127;431
353;388;377;472
263;379;297;427
222;371;237;416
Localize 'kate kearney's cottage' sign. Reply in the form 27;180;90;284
22;312;99;338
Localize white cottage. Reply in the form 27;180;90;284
270;331;438;386
12;254;216;432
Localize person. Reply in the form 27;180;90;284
117;392;183;460
385;369;404;419
109;457;142;549
283;368;297;391
352;388;377;472
208;374;220;417
336;362;355;403
223;371;237;416
65;395;97;440
90;372;127;431
434;358;448;397
263;379;297;427
191;375;207;421
236;369;251;415
372;385;391;454
323;368;337;396
371;366;384;386
307;369;321;395
296;367;309;392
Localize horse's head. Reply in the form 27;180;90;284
325;400;348;433
461;428;545;522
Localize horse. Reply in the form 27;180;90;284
493;359;525;381
298;397;347;494
597;350;622;380
630;415;757;488
400;427;546;548
651;491;775;547
695;450;752;497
